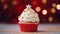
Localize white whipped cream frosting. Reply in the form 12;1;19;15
18;4;40;23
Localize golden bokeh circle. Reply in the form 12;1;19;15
56;4;60;10
51;8;56;14
42;9;47;15
52;3;56;8
12;0;18;5
42;0;47;4
48;17;53;22
3;4;8;10
35;7;41;12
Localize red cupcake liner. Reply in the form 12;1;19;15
19;23;38;32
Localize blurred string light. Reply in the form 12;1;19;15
56;4;60;10
52;3;56;8
42;0;47;4
48;17;53;22
1;0;5;3
35;6;41;12
42;9;47;15
3;4;8;10
12;0;18;5
51;8;56;14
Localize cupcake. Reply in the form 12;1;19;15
18;4;40;32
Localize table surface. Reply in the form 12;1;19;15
0;24;60;34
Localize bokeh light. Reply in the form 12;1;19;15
42;0;47;4
48;17;53;22
51;8;56;14
1;0;5;3
52;3;56;8
31;1;38;6
3;4;8;10
56;4;60;10
42;9;47;15
35;6;41;12
12;0;18;5
0;0;60;23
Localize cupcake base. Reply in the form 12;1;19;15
19;22;38;32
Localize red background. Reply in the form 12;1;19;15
0;0;60;24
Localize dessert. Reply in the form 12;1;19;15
18;4;40;32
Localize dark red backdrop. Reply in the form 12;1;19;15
0;0;60;24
